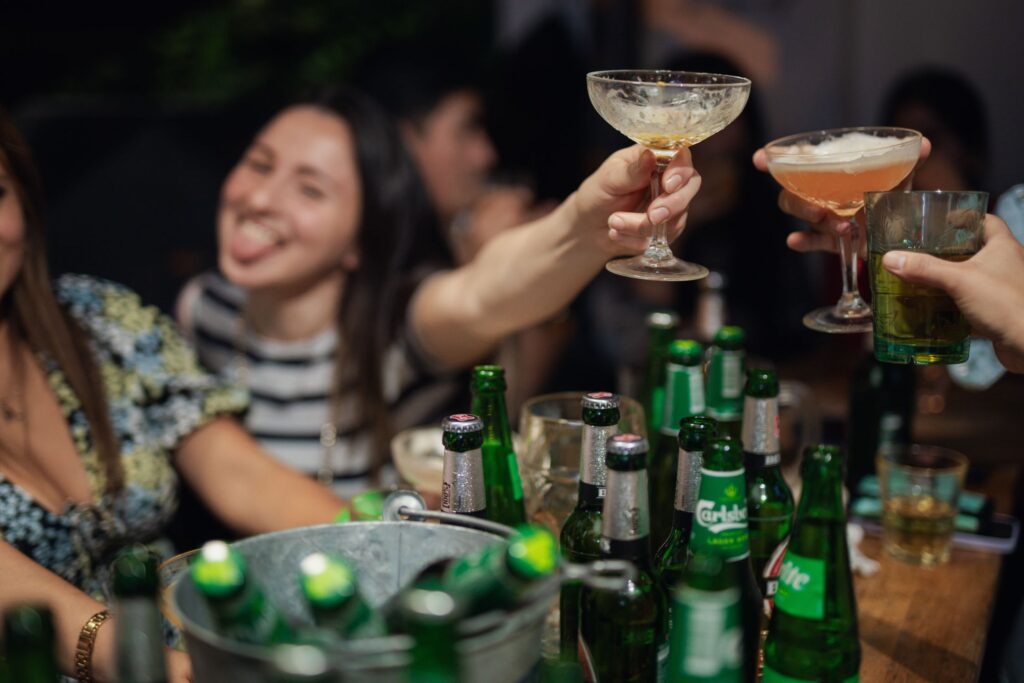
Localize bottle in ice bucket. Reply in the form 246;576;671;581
112;546;168;683
470;365;526;526
741;368;794;612
440;414;487;519
443;524;559;617
270;643;335;683
3;604;60;683
665;551;743;683
579;433;666;683
651;339;707;549
706;326;746;441
299;553;386;639
190;540;293;645
762;445;860;682
400;587;465;683
559;391;619;660
656;416;717;609
689;437;761;683
642;310;681;447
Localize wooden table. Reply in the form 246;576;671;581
855;535;1004;682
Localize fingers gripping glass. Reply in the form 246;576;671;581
587;70;751;281
764;127;922;333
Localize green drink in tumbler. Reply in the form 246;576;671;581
865;190;987;364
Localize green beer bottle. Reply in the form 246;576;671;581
762;445;861;682
690;437;762;683
651;340;706;549
579;434;667;683
441;414;487;519
665;551;743;683
443;524;559;616
112;546;168;683
741;368;794;612
642;311;681;444
706;327;746;441
3;604;59;683
299;553;386;639
470;365;526;527
559;391;619;660
190;540;293;645
400;587;464;683
655;416;717;602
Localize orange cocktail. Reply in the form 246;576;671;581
764;127;923;333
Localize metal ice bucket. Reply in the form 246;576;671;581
172;521;554;682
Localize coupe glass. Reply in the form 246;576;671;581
587;70;751;281
764;127;922;333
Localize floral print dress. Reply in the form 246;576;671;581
0;274;247;603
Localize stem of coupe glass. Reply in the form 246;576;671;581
644;159;674;263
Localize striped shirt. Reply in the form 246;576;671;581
180;271;463;498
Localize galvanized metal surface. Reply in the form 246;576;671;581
173;521;553;683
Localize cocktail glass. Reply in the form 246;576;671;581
764;127;922;333
587;70;750;281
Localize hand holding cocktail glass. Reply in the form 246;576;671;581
587;70;751;281
761;127;923;333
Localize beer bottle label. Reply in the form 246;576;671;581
671;585;741;681
709;350;744;403
580;424;616;490
774;551;825;620
762;667;859;683
741;396;780;458
690;468;749;560
762;536;790;616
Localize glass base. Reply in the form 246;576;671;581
605;255;709;282
873;335;970;365
802;305;873;334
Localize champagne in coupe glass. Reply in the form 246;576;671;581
587;70;750;281
764;127;922;333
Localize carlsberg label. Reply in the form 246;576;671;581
690;467;750;560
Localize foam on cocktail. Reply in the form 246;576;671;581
769;132;919;172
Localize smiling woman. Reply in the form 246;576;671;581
177;85;705;497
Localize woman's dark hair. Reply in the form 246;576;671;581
300;87;440;475
880;67;989;189
0;107;123;492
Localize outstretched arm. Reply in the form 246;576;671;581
411;145;701;370
174;417;347;536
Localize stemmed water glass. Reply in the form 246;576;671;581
587;70;751;281
763;127;922;333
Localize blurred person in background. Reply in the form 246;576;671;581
880;67;989;193
356;43;571;415
0;106;351;683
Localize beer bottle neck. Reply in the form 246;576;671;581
578;423;615;510
661;362;705;434
441;447;487;516
471;391;514;446
600;469;652;563
741;395;780;468
673;447;703;516
707;349;744;417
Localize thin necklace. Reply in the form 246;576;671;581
234;311;342;487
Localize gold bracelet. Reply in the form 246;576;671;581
75;609;111;683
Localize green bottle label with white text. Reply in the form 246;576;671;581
762;668;858;683
774;551;825;620
672;586;741;682
690;468;749;560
